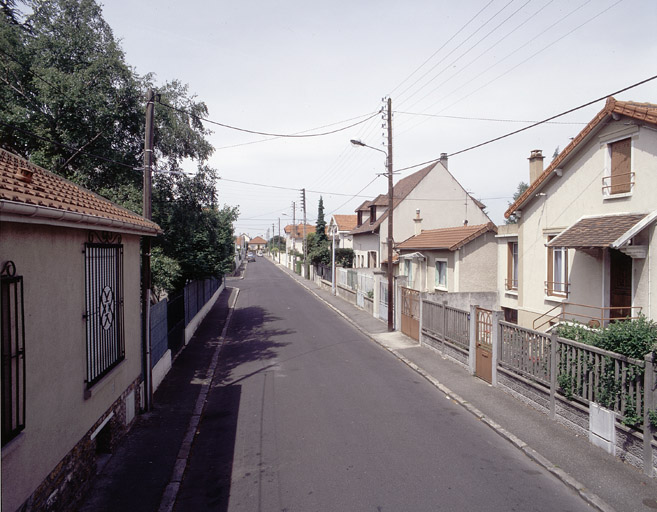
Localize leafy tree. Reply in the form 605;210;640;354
0;0;238;294
505;181;529;224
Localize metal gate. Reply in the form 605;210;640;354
475;307;493;383
401;287;420;341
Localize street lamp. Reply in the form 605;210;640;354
350;98;394;332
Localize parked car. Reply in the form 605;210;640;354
257;250;263;257
247;252;256;262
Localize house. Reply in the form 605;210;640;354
283;223;316;254
248;236;267;252
327;214;357;249
505;97;657;330
496;223;519;323
396;219;498;309
350;156;491;270
0;149;160;512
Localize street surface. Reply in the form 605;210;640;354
174;258;592;512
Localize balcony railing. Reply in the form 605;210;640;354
602;171;634;195
533;302;643;331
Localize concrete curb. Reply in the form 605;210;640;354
272;260;615;512
157;287;240;512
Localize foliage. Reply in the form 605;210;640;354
554;316;657;359
505;181;529;224
315;196;327;243
1;0;238;294
335;248;354;268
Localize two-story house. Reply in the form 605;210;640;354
505;97;657;330
327;214;357;249
350;156;492;271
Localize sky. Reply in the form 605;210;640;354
101;0;657;238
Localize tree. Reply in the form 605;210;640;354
0;0;238;294
315;196;327;243
505;181;529;224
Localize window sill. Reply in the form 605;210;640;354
603;192;632;200
545;295;568;304
84;359;126;400
1;430;25;456
505;289;518;297
434;286;448;292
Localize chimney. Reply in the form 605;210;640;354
439;153;448;170
414;208;422;236
528;149;544;184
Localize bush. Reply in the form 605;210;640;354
555;315;657;359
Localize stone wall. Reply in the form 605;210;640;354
22;378;141;512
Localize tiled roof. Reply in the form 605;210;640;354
249;236;267;244
505;97;657;218
547;213;647;248
396;222;497;251
332;214;357;231
0;148;160;234
351;163;435;235
286;224;316;238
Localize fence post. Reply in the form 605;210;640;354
419;292;424;346
491;311;502;387
373;271;382;319
550;332;557;420
643;352;655;477
442;301;448;356
468;305;478;375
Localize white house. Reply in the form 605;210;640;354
505;97;657;330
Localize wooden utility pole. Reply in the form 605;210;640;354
141;89;155;410
302;188;307;277
386;97;394;332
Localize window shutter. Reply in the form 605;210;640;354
610;138;631;194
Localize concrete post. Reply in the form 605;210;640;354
550;332;558;420
491;311;502;387
469;305;478;376
373;270;384;319
644;352;655;476
395;276;408;332
442;301;448;355
419;292;424;346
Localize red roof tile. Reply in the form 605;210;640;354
0;148;160;234
332;214;357;231
505;97;657;218
396;222;497;251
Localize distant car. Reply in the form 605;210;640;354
247;252;256;262
257;250;263;257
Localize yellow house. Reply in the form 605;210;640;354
0;149;160;511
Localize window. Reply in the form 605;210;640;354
405;259;413;284
368;251;377;268
604;138;633;195
369;205;377;224
435;260;447;289
547;236;568;297
84;236;124;388
506;241;518;290
357;211;363;227
1;261;25;445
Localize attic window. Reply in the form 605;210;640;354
357;211;363;227
370;205;377;224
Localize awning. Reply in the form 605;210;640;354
398;251;426;260
547;213;651;249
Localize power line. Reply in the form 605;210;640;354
394;73;657;173
394;111;586;125
156;99;381;138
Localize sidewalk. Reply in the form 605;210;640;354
76;286;238;512
275;259;657;512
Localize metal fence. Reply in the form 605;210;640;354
150;299;168;368
315;263;333;283
421;299;470;351
498;321;646;420
184;277;222;326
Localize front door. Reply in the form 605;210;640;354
609;249;632;320
475;307;493;383
401;287;420;341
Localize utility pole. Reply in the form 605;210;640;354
141;89;155;410
386;97;394;332
301;188;307;278
278;217;281;264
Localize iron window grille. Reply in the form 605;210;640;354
84;233;124;388
1;261;26;445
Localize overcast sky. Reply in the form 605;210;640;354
101;0;657;238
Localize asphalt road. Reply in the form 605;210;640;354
174;258;593;512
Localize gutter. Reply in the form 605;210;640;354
0;200;161;236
